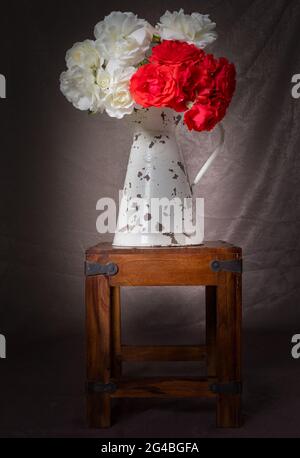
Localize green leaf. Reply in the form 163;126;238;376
152;34;161;43
137;58;149;67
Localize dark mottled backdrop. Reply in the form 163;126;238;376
0;0;300;437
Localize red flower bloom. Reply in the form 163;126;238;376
214;57;236;101
130;63;177;108
184;56;236;132
149;40;204;66
170;64;203;111
184;97;229;132
201;53;218;74
184;101;217;132
129;40;236;131
195;54;217;93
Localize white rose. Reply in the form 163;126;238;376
65;39;103;70
60;66;103;112
97;64;136;119
156;9;217;49
94;11;154;66
104;85;134;119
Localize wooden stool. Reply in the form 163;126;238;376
85;242;242;428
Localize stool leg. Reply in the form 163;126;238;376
216;272;242;428
206;286;217;379
86;275;111;428
111;286;122;379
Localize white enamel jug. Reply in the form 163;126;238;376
113;107;224;247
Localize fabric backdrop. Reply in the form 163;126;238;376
1;0;300;349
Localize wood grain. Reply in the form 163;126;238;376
85;241;242;429
206;285;217;379
121;345;207;362
86;242;241;287
111;377;216;399
86;275;111;428
216;269;242;427
111;286;122;379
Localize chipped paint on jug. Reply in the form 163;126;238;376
113;107;223;247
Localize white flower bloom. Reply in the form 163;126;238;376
94;11;154;66
156;9;217;49
104;85;135;118
60;66;103;112
96;68;112;95
96;64;136;119
65;39;103;70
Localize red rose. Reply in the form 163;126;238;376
214;57;236;101
190;55;236;102
201;53;218;74
184;97;228;132
165;57;217;112
195;54;217;93
130;40;236;130
183;55;236;132
150;40;204;66
170;64;204;111
184;102;217;132
130;63;178;108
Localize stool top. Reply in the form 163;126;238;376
86;241;241;256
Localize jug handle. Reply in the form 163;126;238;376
191;123;225;188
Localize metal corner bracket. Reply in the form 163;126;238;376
210;381;242;395
210;259;242;274
86;381;117;394
85;261;118;277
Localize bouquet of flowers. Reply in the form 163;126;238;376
60;10;236;132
